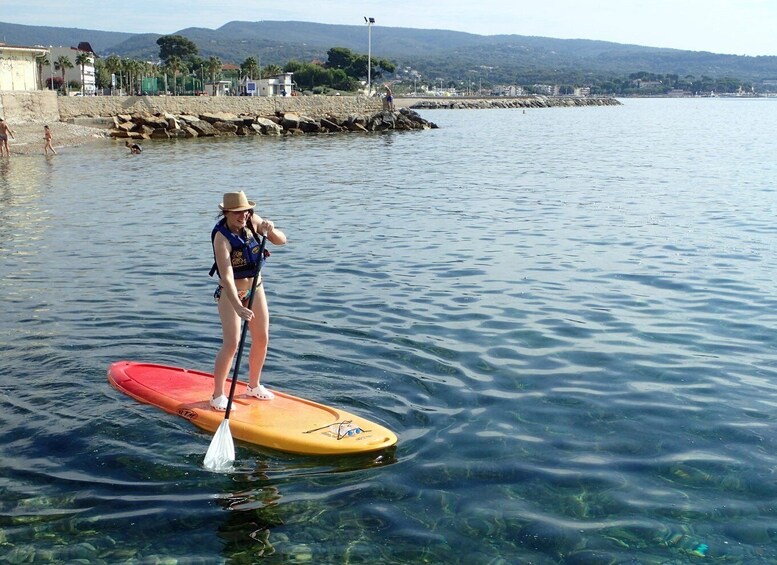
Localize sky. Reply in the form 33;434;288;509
1;0;775;57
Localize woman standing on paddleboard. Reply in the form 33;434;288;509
210;191;287;410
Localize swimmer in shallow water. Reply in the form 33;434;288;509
125;140;142;154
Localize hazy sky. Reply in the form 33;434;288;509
1;0;775;56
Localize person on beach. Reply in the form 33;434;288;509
43;125;57;155
125;140;142;154
384;84;394;111
209;191;287;411
0;118;15;157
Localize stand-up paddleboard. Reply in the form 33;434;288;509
108;361;397;456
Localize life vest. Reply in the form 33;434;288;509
209;219;265;279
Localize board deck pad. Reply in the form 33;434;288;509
108;361;397;455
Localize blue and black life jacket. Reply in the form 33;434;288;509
209;219;265;279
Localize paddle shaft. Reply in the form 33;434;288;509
223;233;267;419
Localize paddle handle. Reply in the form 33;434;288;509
223;233;267;419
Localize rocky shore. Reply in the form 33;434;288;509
0;92;616;155
408;96;620;110
108;108;437;141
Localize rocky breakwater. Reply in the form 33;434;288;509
409;96;620;110
109;108;437;141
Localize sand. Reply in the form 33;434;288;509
2;122;111;156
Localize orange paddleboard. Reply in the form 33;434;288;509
108;361;398;455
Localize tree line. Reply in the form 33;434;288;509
39;34;397;95
36;33;756;97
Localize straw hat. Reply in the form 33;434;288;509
219;191;256;212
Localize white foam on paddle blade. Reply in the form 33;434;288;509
204;420;235;472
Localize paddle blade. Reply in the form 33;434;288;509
204;420;235;472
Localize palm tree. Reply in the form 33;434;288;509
75;52;91;95
207;56;222;87
261;64;283;78
54;55;74;94
241;56;260;80
166;55;183;95
104;54;121;94
122;58;143;95
36;54;50;90
146;62;161;94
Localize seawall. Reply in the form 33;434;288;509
59;94;384;122
0;91;385;124
0;90;60;123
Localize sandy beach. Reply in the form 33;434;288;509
2;122;111;155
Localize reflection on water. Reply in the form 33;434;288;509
2;99;777;562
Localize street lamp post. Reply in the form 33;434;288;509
49;46;53;91
364;17;375;96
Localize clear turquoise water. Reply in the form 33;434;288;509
1;98;777;563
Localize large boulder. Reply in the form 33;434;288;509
164;113;181;130
320;117;343;133
188;120;219;136
135;113;169;129
255;117;282;135
297;115;321;133
150;128;171;139
279;112;300;130
199;112;240;124
212;121;238;134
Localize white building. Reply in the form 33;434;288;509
0;43;48;91
502;85;525;97
240;73;294;97
204;80;231;96
47;42;97;95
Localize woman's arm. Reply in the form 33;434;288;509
252;215;287;246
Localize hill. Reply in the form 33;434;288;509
3;19;777;85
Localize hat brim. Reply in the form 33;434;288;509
219;201;256;212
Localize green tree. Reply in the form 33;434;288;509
207;56;222;86
325;46;396;82
36;54;49;90
93;58;111;91
165;55;183;95
75;52;91;95
241;57;260;80
104;54;122;93
157;34;198;64
54;55;73;94
261;64;283;78
326;47;359;73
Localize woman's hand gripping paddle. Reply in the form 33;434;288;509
204;233;267;472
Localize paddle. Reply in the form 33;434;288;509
204;232;267;472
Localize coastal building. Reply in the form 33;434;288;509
532;84;560;96
502;85;525;97
0;43;48;91
240;73;294;97
47;43;97;95
204;81;232;96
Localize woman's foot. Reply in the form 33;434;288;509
210;395;231;411
246;384;275;400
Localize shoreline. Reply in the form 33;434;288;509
0;93;620;155
2;122;111;156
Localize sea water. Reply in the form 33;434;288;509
1;98;777;563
